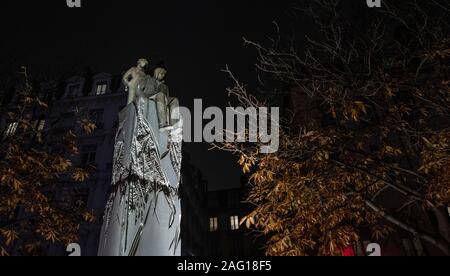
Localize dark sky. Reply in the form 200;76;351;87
0;0;297;190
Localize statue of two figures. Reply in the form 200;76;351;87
98;59;183;256
123;59;181;132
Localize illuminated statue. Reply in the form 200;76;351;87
123;58;148;105
98;58;183;256
153;67;180;130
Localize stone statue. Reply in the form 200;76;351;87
123;60;181;132
98;58;183;256
123;58;148;105
153;67;180;130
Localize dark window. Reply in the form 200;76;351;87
82;145;97;166
68;85;80;97
61;112;75;119
90;109;104;129
60;112;76;128
51;144;64;154
218;192;227;207
112;121;119;135
74;188;90;208
52;127;66;136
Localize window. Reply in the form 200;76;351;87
230;215;239;231
96;81;108;95
34;119;46;132
82;145;97;167
209;217;218;232
31;120;46;139
52;127;66;136
60;112;75;127
4;122;18;138
61;112;75;119
68;85;80;97
37;120;45;132
112;121;119;137
90;109;104;129
73;188;90;208
447;206;450;217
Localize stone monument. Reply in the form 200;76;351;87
98;59;183;256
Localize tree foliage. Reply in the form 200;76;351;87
218;0;450;255
0;68;95;256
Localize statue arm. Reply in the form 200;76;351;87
123;68;135;85
159;83;170;98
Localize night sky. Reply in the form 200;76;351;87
0;0;297;190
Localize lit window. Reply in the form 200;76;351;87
31;120;46;138
96;82;108;95
209;217;218;232
4;122;18;138
230;215;239;231
36;120;46;132
447;207;450;217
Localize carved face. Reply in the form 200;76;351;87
154;68;167;81
137;59;149;69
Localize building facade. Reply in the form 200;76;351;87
50;72;127;255
207;179;265;256
180;153;209;256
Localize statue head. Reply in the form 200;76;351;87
154;67;167;81
137;58;149;70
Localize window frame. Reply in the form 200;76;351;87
3;122;19;139
68;84;81;98
96;81;108;95
209;217;218;232
230;215;240;231
89;109;104;129
81;145;98;167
